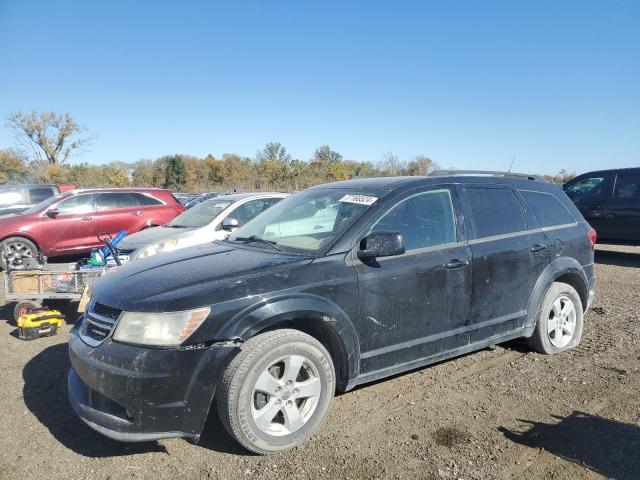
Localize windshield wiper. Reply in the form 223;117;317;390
168;224;189;228
234;235;283;251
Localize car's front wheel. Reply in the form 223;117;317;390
217;329;335;454
0;237;39;271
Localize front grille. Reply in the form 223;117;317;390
79;302;123;347
117;248;135;255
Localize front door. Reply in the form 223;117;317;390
564;173;615;239
354;186;472;375
42;193;98;253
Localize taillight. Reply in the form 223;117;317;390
587;227;597;249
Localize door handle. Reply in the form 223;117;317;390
445;258;469;269
132;211;143;216
530;243;548;253
81;216;93;221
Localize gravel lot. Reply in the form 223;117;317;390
0;245;638;480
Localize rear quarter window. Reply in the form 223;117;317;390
463;187;527;239
520;190;575;228
134;193;163;206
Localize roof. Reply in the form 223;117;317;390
573;167;640;177
311;175;558;193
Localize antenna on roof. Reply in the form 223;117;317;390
507;155;516;174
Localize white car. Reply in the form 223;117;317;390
117;192;288;260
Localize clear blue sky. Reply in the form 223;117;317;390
0;1;638;175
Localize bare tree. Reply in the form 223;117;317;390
383;152;402;176
7;110;94;165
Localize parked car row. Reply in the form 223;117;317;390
0;188;288;270
66;171;597;454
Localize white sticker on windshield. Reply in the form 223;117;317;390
213;203;230;208
339;194;378;206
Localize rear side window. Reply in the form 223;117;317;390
614;173;640;198
29;187;55;203
133;193;163;206
373;189;456;251
97;193;136;210
520;190;575;227
464;188;526;239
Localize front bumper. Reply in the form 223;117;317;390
68;324;237;442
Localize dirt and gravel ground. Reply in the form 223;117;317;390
0;244;638;480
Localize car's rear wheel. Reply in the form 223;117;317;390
0;237;38;271
217;329;335;454
528;282;583;354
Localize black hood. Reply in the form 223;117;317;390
91;242;312;312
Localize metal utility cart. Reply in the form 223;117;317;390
3;268;106;322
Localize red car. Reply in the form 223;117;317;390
0;188;184;270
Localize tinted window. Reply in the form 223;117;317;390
29;187;55;203
564;174;613;200
373;189;456;251
133;193;163;206
57;194;94;215
521;190;575;227
227;199;278;227
97;193;136;210
614;173;640;199
464;188;526;239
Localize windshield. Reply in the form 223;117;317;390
168;198;232;228
21;193;67;215
228;188;380;254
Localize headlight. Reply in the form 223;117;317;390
112;307;210;347
135;239;178;259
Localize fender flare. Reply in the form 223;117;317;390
525;257;589;330
216;293;361;389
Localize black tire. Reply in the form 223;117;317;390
528;282;583;354
217;329;335;454
14;300;42;323
0;237;39;271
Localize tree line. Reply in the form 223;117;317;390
0;110;574;191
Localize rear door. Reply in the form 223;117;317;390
563;173;615;238
604;172;640;241
461;185;549;342
94;192;145;237
42;193;98;252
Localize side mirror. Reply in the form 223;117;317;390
357;231;405;259
222;217;239;231
46;208;60;218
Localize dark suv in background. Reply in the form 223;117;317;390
564;167;640;243
69;173;596;454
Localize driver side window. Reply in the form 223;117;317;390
372;189;456;251
57;194;94;215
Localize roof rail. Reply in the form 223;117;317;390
431;169;542;181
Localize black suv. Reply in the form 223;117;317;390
563;168;640;243
68;174;596;453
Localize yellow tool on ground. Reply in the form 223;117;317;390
17;309;64;340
